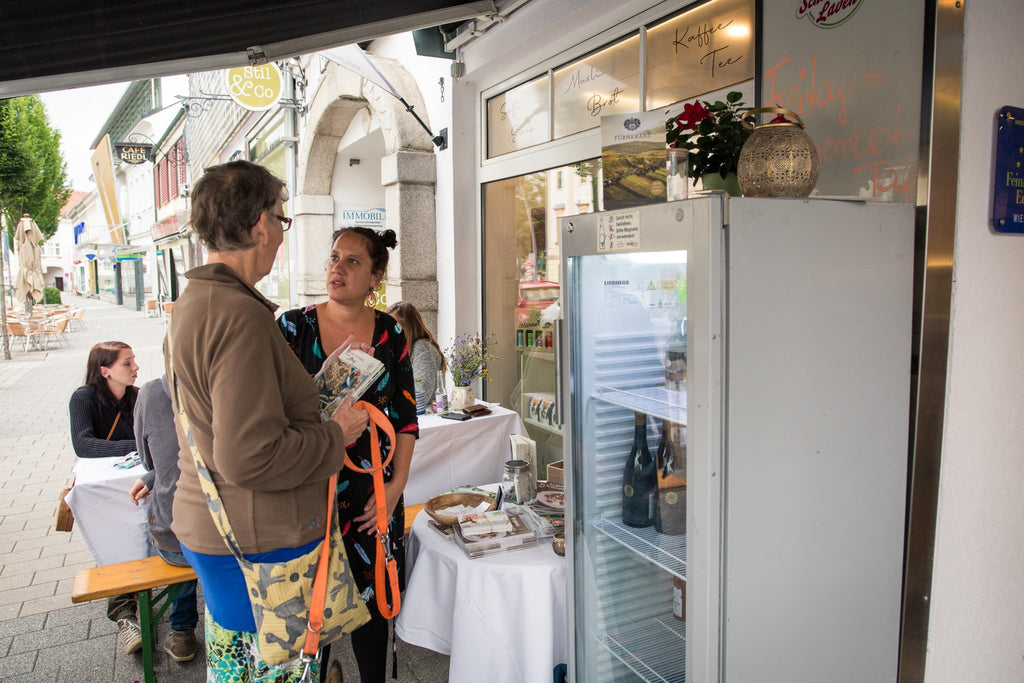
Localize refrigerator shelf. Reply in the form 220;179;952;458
595;385;687;425
593;516;687;577
597;614;686;683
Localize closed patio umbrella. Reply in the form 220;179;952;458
14;214;45;310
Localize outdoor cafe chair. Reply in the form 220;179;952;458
43;316;71;349
68;306;86;330
5;320;31;353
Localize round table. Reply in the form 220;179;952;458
395;499;568;683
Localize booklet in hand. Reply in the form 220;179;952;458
314;347;385;420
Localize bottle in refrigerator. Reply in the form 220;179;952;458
654;421;686;535
664;317;687;391
673;575;686;621
622;412;656;527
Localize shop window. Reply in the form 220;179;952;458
486;74;550;158
553;34;640;139
482;159;601;470
645;0;754;109
484;0;754;157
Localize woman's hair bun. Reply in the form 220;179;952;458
380;229;398;249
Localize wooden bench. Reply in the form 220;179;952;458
405;502;424;536
72;556;197;683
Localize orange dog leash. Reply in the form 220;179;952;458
344;402;401;619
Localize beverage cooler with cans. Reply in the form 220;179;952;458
558;196;914;683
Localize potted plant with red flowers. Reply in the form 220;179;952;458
666;91;750;195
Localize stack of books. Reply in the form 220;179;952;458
452;512;537;559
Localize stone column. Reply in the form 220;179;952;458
292;193;334;307
381;150;438;333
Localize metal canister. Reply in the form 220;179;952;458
502;459;536;504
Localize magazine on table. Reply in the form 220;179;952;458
508;482;565;537
452;512;537;559
314;347;385;420
508;504;564;537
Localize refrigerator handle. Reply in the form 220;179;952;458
554;319;563;428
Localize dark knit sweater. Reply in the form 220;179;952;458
68;385;137;458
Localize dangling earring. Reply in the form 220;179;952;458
366;281;385;310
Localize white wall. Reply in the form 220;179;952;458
925;1;1024;680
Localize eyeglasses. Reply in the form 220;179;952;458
274;214;293;231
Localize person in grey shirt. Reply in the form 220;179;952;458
387;301;446;414
129;376;199;663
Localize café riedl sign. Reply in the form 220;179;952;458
114;143;152;164
225;63;283;111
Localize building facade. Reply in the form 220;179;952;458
33;1;1024;679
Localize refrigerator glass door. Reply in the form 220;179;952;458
567;247;689;683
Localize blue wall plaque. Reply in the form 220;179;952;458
992;105;1024;233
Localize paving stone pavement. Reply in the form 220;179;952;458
0;296;449;682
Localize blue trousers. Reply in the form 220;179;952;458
156;548;199;632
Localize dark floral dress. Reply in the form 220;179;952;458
278;306;418;598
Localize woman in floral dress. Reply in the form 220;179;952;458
278;226;418;683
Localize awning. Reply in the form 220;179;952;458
150;214;191;245
0;1;493;98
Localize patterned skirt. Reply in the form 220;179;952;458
204;611;320;682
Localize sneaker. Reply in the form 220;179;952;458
117;617;142;654
163;629;196;663
325;660;344;683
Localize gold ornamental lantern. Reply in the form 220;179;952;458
737;108;819;197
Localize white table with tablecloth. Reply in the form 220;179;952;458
405;405;526;505
65;456;152;565
395;498;568;683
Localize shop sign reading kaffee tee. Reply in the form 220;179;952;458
225;63;283;111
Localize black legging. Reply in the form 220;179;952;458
320;600;390;682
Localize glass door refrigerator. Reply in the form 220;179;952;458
559;196;914;683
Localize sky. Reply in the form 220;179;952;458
39;82;131;191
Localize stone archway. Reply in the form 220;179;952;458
293;55;438;331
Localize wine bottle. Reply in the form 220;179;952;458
654;421;687;536
622;412;656;527
664;317;687;392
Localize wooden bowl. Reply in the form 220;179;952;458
424;492;496;527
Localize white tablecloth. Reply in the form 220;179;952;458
395;502;568;683
405;405;526;505
65;456;152;566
